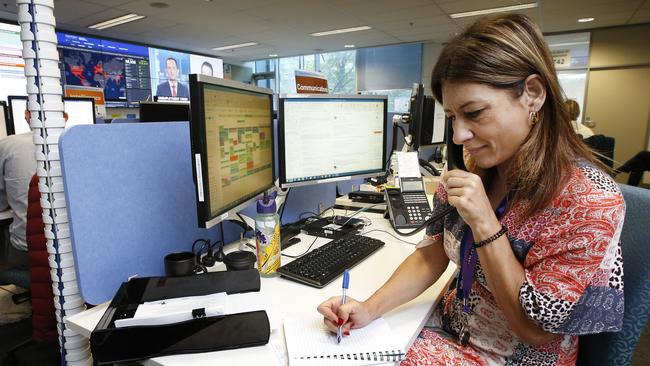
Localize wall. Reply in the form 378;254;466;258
356;43;422;91
585;23;650;184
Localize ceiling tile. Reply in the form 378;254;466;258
52;0;107;23
329;0;434;15
209;0;283;11
61;8;134;28
375;15;455;32
78;0;138;7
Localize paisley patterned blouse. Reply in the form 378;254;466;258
402;162;625;365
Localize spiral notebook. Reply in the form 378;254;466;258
283;317;406;365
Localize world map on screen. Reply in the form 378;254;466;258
61;48;126;100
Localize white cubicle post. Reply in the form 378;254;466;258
17;1;92;365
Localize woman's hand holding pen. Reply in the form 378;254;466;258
317;296;374;337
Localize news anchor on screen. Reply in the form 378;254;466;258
156;57;189;98
200;61;213;76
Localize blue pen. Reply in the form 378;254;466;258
337;269;350;344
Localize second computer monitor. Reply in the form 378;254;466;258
278;94;387;188
0;102;7;139
139;101;190;123
64;97;96;128
7;96;28;135
419;96;446;147
7;96;95;135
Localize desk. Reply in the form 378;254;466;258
67;212;456;365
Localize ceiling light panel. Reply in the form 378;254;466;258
450;3;538;19
310;25;372;36
88;13;146;30
212;42;258;51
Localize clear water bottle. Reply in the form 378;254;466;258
255;196;281;277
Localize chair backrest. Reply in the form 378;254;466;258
584;134;616;168
26;174;57;343
577;184;650;366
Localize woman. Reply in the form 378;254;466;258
317;14;624;365
565;99;594;138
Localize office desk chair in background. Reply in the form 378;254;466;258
0;215;30;304
577;184;650;366
584;134;616;169
3;175;60;365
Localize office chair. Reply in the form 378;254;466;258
577;184;650;366
0;220;31;303
0;267;30;303
3;175;60;365
584;134;616;168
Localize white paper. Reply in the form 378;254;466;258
114;292;227;328
284;317;404;366
396;151;421;178
432;100;446;144
226;292;280;330
113;291;278;330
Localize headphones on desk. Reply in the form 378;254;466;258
192;238;256;271
192;238;221;268
224;250;256;271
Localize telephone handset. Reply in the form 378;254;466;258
385;177;433;229
445;116;467;171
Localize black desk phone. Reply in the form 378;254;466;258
385;177;433;229
386;117;466;230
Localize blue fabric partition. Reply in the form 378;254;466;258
60;122;222;304
59;122;335;304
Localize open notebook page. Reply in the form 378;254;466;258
284;317;405;366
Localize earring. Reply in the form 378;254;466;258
529;111;540;125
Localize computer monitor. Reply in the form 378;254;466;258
189;74;275;228
64;97;96;128
0;100;10;138
278;94;388;188
407;83;425;151
418;96;446;147
7;95;28;135
139;101;190;123
0;102;7;139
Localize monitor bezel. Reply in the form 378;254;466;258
0;101;7;137
189;74;275;228
407;83;425;151
278;93;388;189
63;97;97;125
7;95;27;135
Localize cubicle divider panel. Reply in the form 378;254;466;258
59;122;221;304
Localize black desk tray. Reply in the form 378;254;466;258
90;269;270;364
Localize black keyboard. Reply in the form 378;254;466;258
277;233;385;288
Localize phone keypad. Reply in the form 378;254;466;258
403;193;432;224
